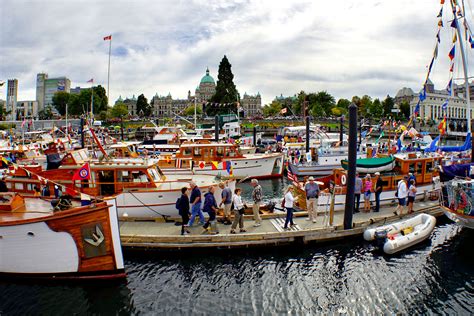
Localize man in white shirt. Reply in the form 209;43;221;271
395;176;408;216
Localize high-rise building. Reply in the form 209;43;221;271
36;73;71;111
6;79;18;120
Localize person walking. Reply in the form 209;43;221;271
363;175;372;213
230;188;246;234
188;182;205;227
374;172;383;212
407;179;417;214
202;186;219;234
305;176;320;223
395;176;408;216
283;185;295;230
354;172;362;213
219;182;232;225
176;187;191;235
250;179;262;227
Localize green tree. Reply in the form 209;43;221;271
262;100;282;117
208;55;239;116
184;104;202;116
399;100;411;119
111;102;129;118
92;85;108;114
136;94;151;117
382;95;394;116
38;106;54;120
307;91;335;117
359;95;373;117
369;98;383;118
336;98;351;110
0;103;11;121
67;87;108;116
52;91;70;116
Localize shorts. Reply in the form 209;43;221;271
407;196;415;203
364;191;371;199
398;198;406;206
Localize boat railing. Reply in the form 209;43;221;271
443;178;474;215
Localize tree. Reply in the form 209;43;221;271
208;55;239;116
111;102;129;118
67;86;108;116
359;95;373;117
38;106;54;120
0;103;11;121
136;94;151;117
52;91;70;116
369;98;384;118
399;100;411;119
307;91;335;117
382;95;395;116
184;104;202;116
262;100;282;117
92;85;108;114
336;98;351;110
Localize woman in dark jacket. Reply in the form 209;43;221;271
177;187;191;235
202;186;219;234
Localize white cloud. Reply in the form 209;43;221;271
0;0;472;106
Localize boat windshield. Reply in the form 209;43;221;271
148;167;163;182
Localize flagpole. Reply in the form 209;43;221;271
90;82;94;125
107;37;112;106
65;102;68;137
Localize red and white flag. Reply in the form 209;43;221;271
280;108;287;114
72;163;91;181
103;35;112;41
87;78;94;83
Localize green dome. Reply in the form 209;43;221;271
200;68;215;84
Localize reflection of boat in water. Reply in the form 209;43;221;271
341;156;395;174
440;178;474;229
0;193;125;280
364;213;436;254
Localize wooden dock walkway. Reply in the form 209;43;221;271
119;200;443;250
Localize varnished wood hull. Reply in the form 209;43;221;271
0;199;125;280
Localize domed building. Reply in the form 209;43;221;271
195;68;216;101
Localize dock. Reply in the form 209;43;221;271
119;200;443;250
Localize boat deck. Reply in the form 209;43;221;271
0;197;81;223
120;200;443;250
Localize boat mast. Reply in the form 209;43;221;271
451;0;471;132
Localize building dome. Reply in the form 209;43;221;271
200;68;215;84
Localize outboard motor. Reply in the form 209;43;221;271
374;229;388;249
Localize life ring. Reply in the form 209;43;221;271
341;174;347;185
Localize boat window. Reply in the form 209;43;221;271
132;171;149;183
117;170;131;182
216;147;224;157
15;183;23;190
416;162;423;174
409;163;415;173
182;147;192;156
193;147;202;157
208;148;215;157
228;148;236;157
149;168;161;182
426;161;433;173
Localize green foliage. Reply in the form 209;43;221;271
0;103;11;121
368;98;383;118
52;91;70;116
136;94;151;117
336;98;351;109
67;86;108;116
99;110;108;121
184;104;202;116
38;106;54;120
382;95;394;115
262;100;282;117
111;102;129;118
399;100;411;119
208;55;239;116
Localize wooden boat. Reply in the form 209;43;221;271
341;156;396;174
363;213;436;254
294;152;443;212
440;178;474;229
157;140;284;179
0;193;125;280
5;148;236;220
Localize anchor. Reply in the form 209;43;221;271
84;225;104;247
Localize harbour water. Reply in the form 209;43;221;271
0;179;472;315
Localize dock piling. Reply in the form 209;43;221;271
215;116;219;142
344;103;357;230
305;116;310;153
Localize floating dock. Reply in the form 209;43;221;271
119;200;443;250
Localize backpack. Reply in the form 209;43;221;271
175;197;181;210
281;197;285;208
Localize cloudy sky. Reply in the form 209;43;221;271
1;0;473;105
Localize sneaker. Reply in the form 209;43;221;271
253;223;261;227
282;226;288;230
305;218;311;221
312;220;317;223
182;231;190;235
240;229;247;233
230;230;236;234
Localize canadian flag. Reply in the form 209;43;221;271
103;35;112;41
280;108;287;114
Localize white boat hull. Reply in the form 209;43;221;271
363;213;436;254
442;207;474;229
115;178;237;219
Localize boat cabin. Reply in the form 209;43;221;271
176;141;244;163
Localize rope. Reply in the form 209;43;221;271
126;190;172;222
